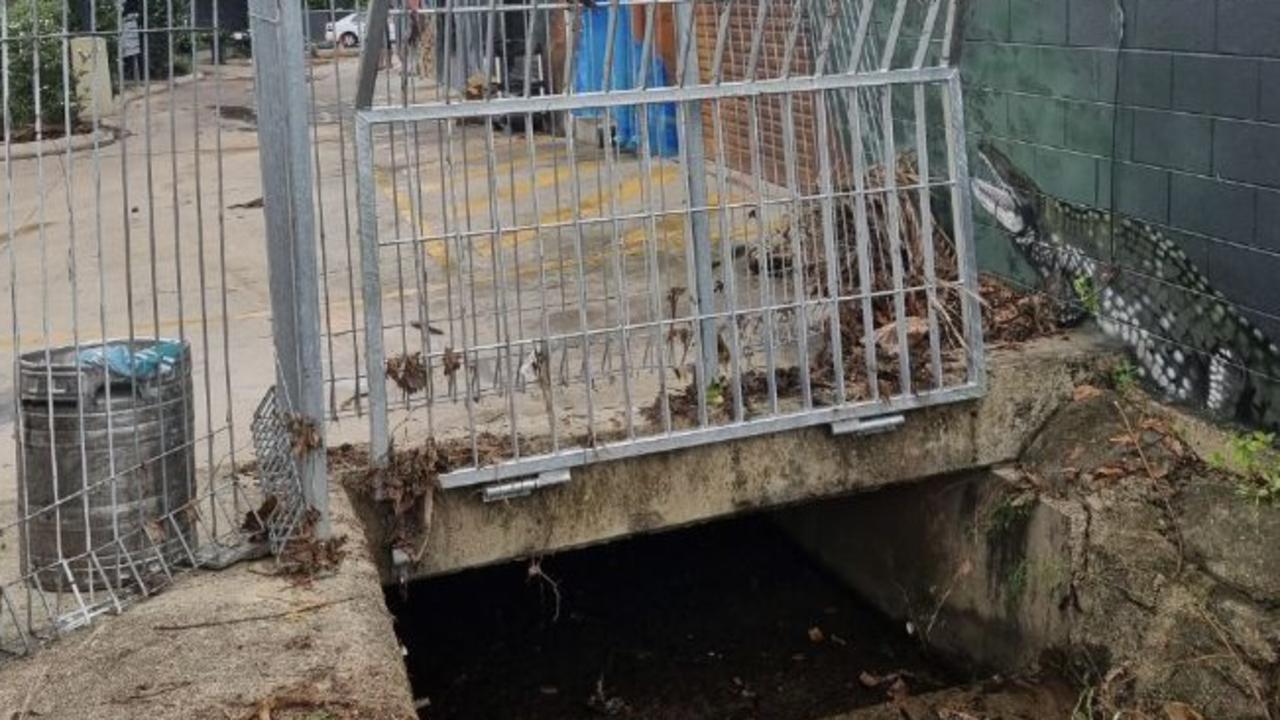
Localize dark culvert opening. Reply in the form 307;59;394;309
385;512;961;720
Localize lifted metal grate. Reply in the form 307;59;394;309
353;0;985;490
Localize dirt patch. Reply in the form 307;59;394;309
7;120;95;143
825;675;1080;719
217;104;258;124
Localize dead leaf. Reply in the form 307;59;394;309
1163;702;1205;720
874;317;930;355
1073;384;1103;402
886;676;910;703
386;352;430;395
1140;417;1168;432
229;196;264;210
1095;465;1126;479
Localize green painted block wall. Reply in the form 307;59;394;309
961;0;1280;338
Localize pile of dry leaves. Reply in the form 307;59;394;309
645;154;1062;425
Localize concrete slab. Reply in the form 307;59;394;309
0;489;416;720
358;330;1121;582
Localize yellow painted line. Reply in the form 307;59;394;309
375;156;609;268
372;147;776;292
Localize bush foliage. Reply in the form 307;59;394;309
3;0;73;134
3;0;193;136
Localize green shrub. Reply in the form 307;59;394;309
3;0;76;135
1210;431;1280;504
2;0;196;136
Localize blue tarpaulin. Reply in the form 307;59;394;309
573;4;679;156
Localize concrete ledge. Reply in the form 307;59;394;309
5;127;120;162
381;331;1120;581
0;490;416;719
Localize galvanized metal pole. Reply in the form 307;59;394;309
355;0;390;109
673;0;718;390
249;0;330;537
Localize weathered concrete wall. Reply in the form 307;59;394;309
775;469;1076;672
369;332;1119;582
781;388;1280;719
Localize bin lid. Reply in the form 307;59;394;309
19;339;189;404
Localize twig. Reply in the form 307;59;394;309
527;557;562;623
153;596;358;632
1197;604;1274;720
1113;401;1184;573
1113;401;1156;480
930;294;968;353
113;680;193;703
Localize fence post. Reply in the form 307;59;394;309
673;1;719;392
248;0;330;537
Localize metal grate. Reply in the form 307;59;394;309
0;0;321;664
250;385;311;555
353;0;985;488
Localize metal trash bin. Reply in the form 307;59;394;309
17;339;195;590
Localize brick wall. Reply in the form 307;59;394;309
963;0;1280;339
693;1;821;190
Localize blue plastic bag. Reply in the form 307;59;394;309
79;340;184;379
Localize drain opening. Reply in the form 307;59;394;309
386;513;955;720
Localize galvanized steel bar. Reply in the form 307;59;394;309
356;0;392;108
356;116;391;466
673;0;718;400
358;66;958;126
440;384;986;489
249;0;330;533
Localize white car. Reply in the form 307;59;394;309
324;12;398;48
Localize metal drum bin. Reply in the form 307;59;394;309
17;339;196;590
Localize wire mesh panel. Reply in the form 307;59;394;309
0;0;305;662
355;0;985;488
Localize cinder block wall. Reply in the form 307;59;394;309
963;0;1280;338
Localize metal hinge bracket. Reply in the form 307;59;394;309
829;413;906;437
480;468;572;503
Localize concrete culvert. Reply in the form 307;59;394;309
386;514;970;720
380;383;1280;720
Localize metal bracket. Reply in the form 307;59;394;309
480;469;572;503
829;413;906;437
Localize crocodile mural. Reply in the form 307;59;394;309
972;142;1280;431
